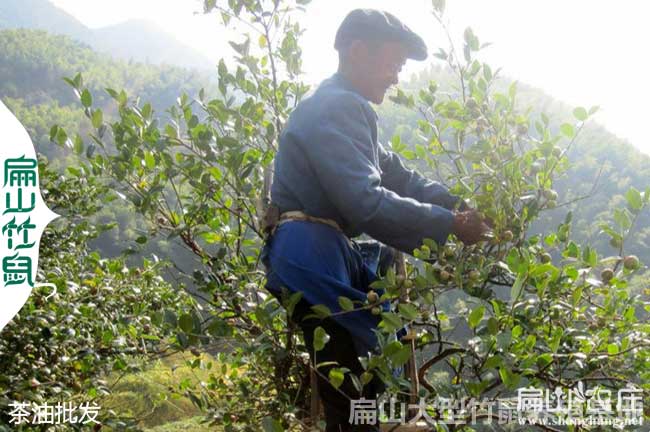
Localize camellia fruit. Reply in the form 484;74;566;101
623;255;640;270
371;306;382;315
469;270;481;281
439;270;451;282
543;189;558;201
366;290;379;303
610;238;622;249
541;253;552;264
502;230;514;242
600;268;614;283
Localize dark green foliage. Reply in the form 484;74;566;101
0;157;196;430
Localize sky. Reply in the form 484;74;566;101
50;0;650;156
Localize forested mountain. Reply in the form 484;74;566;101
0;0;213;69
0;28;215;274
0;28;212;161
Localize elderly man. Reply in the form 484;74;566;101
261;8;489;431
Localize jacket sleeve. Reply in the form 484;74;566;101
378;142;468;211
297;94;455;254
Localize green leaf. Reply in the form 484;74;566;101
178;313;193;333
86;144;95;158
625;187;643;212
313;326;330;352
73;134;84;155
560;123;575;139
468;305;485;329
145;151;156;170
499;367;521;390
105;88;118;99
487;317;498;335
510;273;526;302
380;312;403;332
537;353;553;368
483;63;492;82
549;328;562;352
401;150;416;160
328;368;345;389
73;72;83;88
261;417;283;432
390;345;412;367
613;208;632;230
433;48;447;60
338;296;354;311
91;109;103;129
360;371;374;385
572;107;588;121
311;304;331;319
81;89;93;108
398;303;418;321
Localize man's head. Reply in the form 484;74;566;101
334;9;427;104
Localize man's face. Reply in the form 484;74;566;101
355;41;408;104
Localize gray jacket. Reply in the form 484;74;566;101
271;72;463;254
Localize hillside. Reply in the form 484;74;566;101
0;0;212;70
0;28;211;142
0;28;213;271
90;19;213;70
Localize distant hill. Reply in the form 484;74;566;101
0;0;213;70
90;19;213;70
0;0;91;40
0;27;214;267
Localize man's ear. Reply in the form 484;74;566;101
346;39;369;63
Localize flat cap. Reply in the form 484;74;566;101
334;9;428;61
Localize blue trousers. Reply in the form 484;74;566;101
261;221;390;429
261;220;390;356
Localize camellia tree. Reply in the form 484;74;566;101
0;156;195;431
49;0;650;430
361;2;650;430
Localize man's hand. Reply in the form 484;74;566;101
451;209;491;245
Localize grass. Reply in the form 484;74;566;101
144;416;220;431
98;350;229;431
